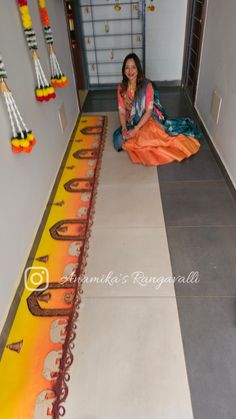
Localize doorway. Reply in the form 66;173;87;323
74;0;145;89
64;0;88;107
183;0;207;104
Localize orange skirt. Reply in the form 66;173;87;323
123;118;200;166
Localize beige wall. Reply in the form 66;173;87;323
0;0;79;328
196;0;236;187
145;0;188;81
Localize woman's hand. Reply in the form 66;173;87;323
122;127;128;139
125;127;138;139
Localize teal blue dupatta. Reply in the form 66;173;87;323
152;82;201;138
130;80;201;138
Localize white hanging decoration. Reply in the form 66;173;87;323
38;0;68;88
17;0;56;102
0;55;36;154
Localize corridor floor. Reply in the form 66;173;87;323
64;111;193;419
64;88;236;419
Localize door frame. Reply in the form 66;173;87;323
63;0;88;100
182;0;208;104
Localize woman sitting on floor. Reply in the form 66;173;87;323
113;53;201;166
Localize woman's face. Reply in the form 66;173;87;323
124;59;138;83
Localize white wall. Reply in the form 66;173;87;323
196;0;236;187
0;0;79;328
145;0;188;81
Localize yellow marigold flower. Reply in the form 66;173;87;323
20;139;30;148
20;5;29;15
27;133;34;140
36;88;43;97
12;139;21;147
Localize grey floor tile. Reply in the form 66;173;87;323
83;98;117;112
160;99;193;118
159;89;192;113
177;297;236;419
157;148;222;181
166;226;236;296
160;180;236;227
226;173;236;204
86;89;117;99
196;134;210;150
83;89;117;112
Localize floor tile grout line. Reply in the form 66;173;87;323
164;224;236;227
159;179;227;184
166;225;236;229
97;183;161;187
90;225;168;230
82;295;236;299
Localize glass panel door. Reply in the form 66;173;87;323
78;0;145;88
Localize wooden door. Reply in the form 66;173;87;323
183;0;207;103
64;0;87;105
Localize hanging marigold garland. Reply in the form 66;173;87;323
17;0;56;102
38;0;68;88
0;55;36;154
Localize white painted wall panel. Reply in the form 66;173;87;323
145;0;188;81
196;0;236;187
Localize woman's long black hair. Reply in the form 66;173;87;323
120;53;145;97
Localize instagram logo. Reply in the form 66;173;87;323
24;266;49;292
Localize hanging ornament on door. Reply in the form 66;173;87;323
0;55;36;154
104;20;109;33
147;0;156;12
136;35;141;43
83;7;90;14
90;64;95;72
38;0;68;88
110;49;114;60
114;0;122;11
16;0;55;102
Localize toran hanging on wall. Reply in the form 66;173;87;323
17;0;56;102
0;55;36;154
38;0;68;88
